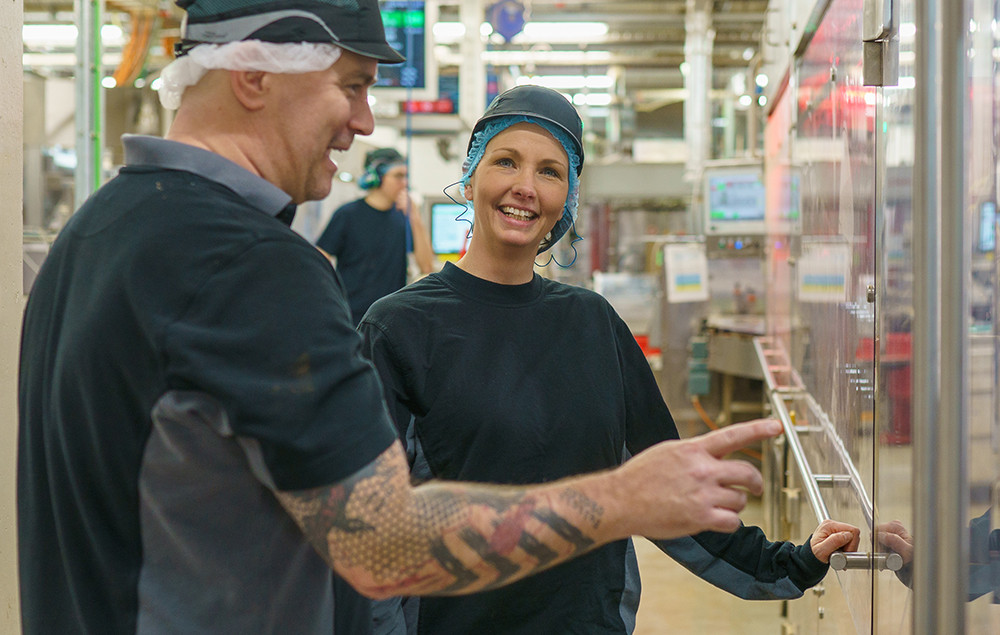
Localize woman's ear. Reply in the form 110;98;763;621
464;183;473;201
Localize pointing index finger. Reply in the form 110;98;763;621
697;419;783;458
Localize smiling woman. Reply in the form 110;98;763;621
357;85;856;635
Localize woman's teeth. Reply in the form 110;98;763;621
500;206;535;220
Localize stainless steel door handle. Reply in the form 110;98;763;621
829;551;904;571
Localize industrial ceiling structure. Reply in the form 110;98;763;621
22;0;771;154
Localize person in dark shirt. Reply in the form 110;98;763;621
16;2;788;633
360;85;861;634
316;147;434;324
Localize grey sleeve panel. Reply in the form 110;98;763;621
139;390;333;634
652;536;811;600
371;597;408;635
619;538;640;634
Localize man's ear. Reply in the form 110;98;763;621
229;70;268;110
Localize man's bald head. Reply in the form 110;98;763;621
160;1;395;202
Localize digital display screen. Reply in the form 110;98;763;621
783;173;801;221
979;201;996;252
707;172;766;222
430;202;470;254
376;1;427;90
703;167;773;235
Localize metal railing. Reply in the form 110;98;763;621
753;336;902;572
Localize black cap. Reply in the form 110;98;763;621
468;85;584;174
175;0;405;64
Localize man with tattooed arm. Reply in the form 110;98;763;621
16;1;781;633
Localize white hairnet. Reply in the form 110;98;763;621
158;41;343;110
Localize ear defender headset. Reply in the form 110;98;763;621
359;147;405;190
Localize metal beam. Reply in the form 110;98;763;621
912;0;969;632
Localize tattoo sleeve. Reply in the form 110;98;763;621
276;443;609;598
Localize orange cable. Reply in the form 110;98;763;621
690;394;764;461
113;11;155;87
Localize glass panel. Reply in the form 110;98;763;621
875;0;1000;631
965;0;1000;629
874;0;916;628
774;0;880;631
765;0;1000;630
879;1;1000;631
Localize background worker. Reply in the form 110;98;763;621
316;145;437;629
316;147;434;324
16;1;782;633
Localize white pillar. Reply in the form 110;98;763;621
684;0;714;181
0;0;25;630
458;0;486;131
74;0;105;207
684;0;714;234
606;65;625;152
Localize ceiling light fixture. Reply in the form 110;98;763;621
515;22;608;43
516;74;613;90
572;93;612;107
22;23;125;48
432;22;465;42
432;21;608;45
22;52;124;68
479;50;612;65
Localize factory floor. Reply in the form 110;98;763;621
632;412;779;634
633;495;780;634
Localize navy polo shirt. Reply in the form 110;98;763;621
316;198;410;325
17;135;397;634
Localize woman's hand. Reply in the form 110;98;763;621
809;520;862;563
876;520;914;565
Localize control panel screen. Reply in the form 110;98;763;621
704;167;766;235
430;202;470;255
374;1;437;100
978;201;996;252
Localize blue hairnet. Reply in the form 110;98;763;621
460;115;581;253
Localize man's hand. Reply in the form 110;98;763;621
398;190;435;274
608;418;783;538
809;520;862;563
396;190;415;215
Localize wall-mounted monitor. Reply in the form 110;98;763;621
978;201;996;252
373;1;438;101
703;165;767;235
428;201;470;255
768;169;802;235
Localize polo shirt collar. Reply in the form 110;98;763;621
121;134;295;224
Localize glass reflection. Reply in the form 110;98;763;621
768;0;1000;630
875;509;1000;604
